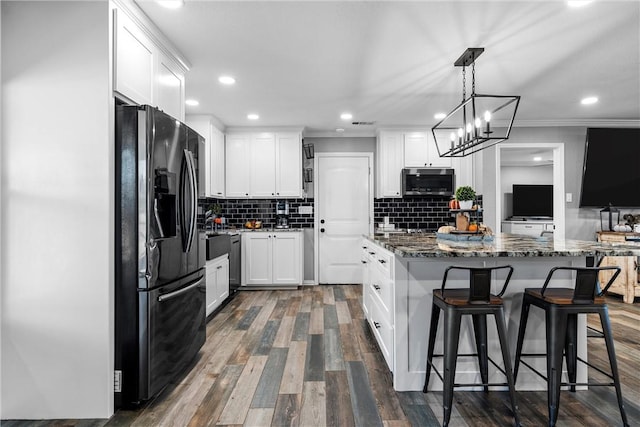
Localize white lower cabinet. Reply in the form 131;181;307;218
361;239;395;372
205;254;229;317
502;220;554;237
242;232;302;286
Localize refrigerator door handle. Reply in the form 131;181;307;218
157;277;204;302
184;150;198;253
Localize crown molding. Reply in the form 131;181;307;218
512;119;640;128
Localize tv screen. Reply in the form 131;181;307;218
512;184;553;218
580;128;640;207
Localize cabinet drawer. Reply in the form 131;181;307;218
369;271;393;318
510;223;544;236
374;250;392;278
366;288;394;372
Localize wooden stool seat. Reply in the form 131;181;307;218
524;288;606;305
434;289;503;306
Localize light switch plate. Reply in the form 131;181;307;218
298;206;313;215
566;193;573;203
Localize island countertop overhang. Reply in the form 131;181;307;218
364;232;640;258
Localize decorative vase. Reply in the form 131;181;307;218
459;200;473;210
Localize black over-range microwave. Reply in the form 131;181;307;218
402;168;455;196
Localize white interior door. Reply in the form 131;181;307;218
315;153;373;284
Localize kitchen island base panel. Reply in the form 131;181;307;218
393;256;589;392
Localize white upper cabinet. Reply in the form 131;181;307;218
250;133;277;197
155;54;185;121
210;127;225;197
225;133;251;198
186;116;225;198
225;131;302;199
377;131;404;198
403;132;429;167
403;132;451;168
275;132;302;197
112;5;187;121
113;9;154;106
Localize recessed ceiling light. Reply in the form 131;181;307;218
218;75;236;85
247;113;259;120
434;113;447;120
336;128;345;132
581;96;599;105
533;156;542;161
568;1;592;7
340;113;353;120
185;99;199;106
157;0;184;9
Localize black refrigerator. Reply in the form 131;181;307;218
115;105;206;408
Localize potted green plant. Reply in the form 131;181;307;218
455;186;476;210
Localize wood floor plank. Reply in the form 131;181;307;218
346;296;364;319
250;348;289;409
323;304;339;330
339;323;362;362
333;286;347;302
284;296;302;317
325;371;356;427
304;334;325;381
271;394;301;427
363;351;408;422
243;408;274;427
272;315;295;348
291;312;310;341
345;361;384;427
335;300;352;325
309;306;324;335
323;286;335;305
186;364;244;427
279;340;307;395
299;292;312;313
324;327;345;371
204;329;246;376
252;319;281;356
236;306;262;330
217;355;269;425
299;381;327;427
269;299;288;321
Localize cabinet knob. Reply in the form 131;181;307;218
373;321;381;329
369;251;375;255
373;284;381;291
378;259;386;264
320;219;325;224
320;228;325;233
361;260;367;264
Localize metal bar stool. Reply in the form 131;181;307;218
423;265;521;427
513;266;628;427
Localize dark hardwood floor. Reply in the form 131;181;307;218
4;285;639;426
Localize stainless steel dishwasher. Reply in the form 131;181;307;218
228;234;241;294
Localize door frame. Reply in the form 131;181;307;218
495;142;565;240
313;152;374;285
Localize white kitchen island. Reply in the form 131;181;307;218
361;233;640;392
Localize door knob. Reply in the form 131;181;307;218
320;219;325;224
320;228;325;233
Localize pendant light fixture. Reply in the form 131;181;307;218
432;48;520;157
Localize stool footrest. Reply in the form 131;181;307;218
518;356;616;384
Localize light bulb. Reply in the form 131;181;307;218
475;117;481;128
484;111;491;122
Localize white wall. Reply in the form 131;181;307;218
478;126;639;241
1;1;113;419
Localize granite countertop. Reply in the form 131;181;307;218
365;232;640;258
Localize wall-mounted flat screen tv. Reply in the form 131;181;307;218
580;128;640;208
512;184;553;218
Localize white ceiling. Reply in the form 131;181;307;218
136;0;640;136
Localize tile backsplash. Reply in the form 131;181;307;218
198;198;315;229
198;195;482;232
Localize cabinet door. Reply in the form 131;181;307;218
186;118;213;197
275;133;302;198
225;134;251;198
272;233;301;285
244;233;273;285
377;132;403;198
210;127;225;197
403;132;429;167
216;258;230;302
250;133;277;197
426;132;452;167
114;9;154;105
155;54;185;121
